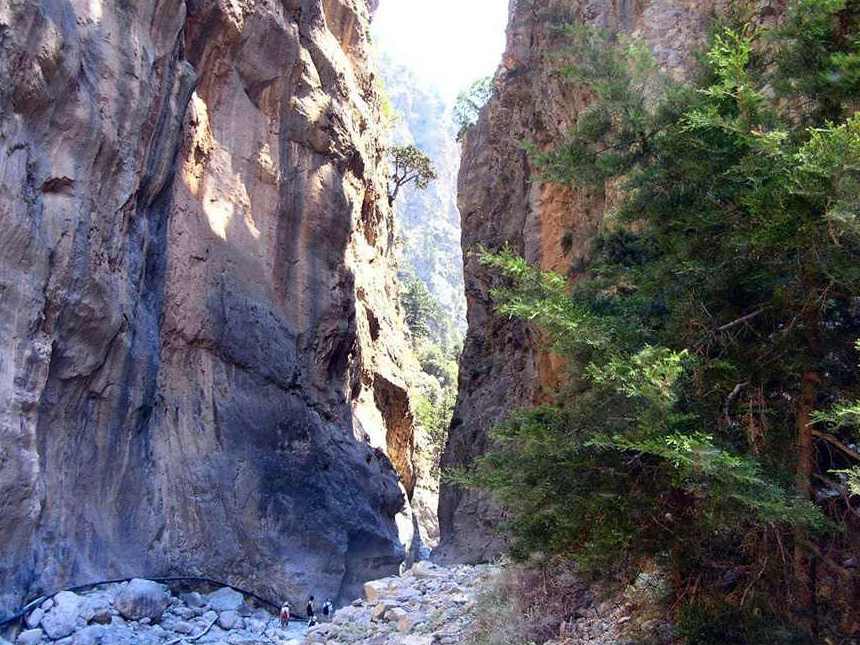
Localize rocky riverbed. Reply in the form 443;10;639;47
3;562;675;644
4;579;306;645
305;561;497;645
2;563;497;645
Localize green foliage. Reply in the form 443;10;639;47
400;277;437;340
387;144;437;205
677;600;809;644
453;76;494;141
400;275;462;476
454;0;860;632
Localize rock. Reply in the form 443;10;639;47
435;0;742;565
217;610;239;630
71;624;106;645
0;0;428;620
397;612;421;633
180;592;206;608
206;588;243;612
172;621;195;634
25;608;44;629
40;600;53;612
41;592;84;639
371;603;388;620
113;580;170;622
411;561;443;579
171;606;196;620
81;595;111;625
16;630;43;645
363;580;393;604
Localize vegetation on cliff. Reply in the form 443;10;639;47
454;0;860;640
401;276;460;477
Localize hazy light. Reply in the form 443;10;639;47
373;0;508;102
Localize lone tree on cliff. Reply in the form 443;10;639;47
387;144;437;205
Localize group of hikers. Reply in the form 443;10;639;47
279;596;334;630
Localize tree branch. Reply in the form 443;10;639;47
717;307;768;332
811;428;860;461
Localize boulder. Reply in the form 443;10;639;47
113;579;170;622
363;578;399;603
25;608;44;629
205;588;244;612
41;592;84;639
83;597;112;625
180;592;206;608
371;603;387;620
172;621;195;635
411;561;443;579
217;610;239;630
16;630;43;645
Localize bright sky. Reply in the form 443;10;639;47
372;0;508;102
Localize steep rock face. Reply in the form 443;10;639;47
437;0;725;563
0;0;419;615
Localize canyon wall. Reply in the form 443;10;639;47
437;0;728;563
0;0;423;615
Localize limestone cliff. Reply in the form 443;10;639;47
437;0;728;563
0;0;420;616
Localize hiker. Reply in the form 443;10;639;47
306;596;316;626
322;599;333;621
280;601;290;628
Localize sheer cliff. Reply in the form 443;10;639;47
0;0;422;615
437;0;729;563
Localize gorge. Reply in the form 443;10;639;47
3;0;860;643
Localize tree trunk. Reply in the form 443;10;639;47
793;370;820;636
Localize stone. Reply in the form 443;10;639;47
113;580;170;622
217;610;239;630
81;595;112;625
363;580;391;604
41;592;85;639
70;624;106;645
25;608;44;629
171;606;196;620
411;561;443;579
206;589;243;613
181;592;206;608
16;630;43;645
172;621;195;634
397;612;421;633
371;603;388;620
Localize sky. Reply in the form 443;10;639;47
372;0;509;102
